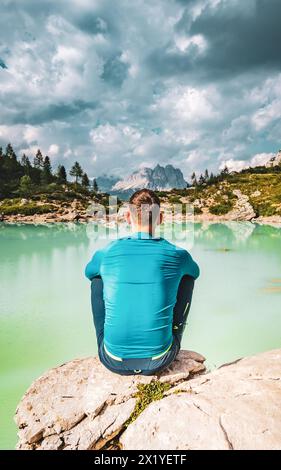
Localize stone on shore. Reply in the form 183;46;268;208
227;189;256;221
14;349;281;450
121;349;281;450
14;350;205;450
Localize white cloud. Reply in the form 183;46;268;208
153;85;219;124
48;144;60;156
89;124;143;173
53;45;84;67
251;152;275;167
174;34;208;54
219;159;248;172
249;74;281;131
222;116;252;142
23;126;41;144
219;152;275;172
64;149;72;157
0;0;280;179
252;99;281;131
89;122;186;175
0;125;20;142
0;125;41;147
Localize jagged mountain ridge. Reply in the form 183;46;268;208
95;151;281;194
96;164;187;193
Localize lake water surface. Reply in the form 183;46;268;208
1;222;281;449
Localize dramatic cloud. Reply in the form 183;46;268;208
0;0;280;180
219;153;275;173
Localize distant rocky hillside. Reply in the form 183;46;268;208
96;164;187;195
160;170;281;222
150;150;281;221
1;148;281;223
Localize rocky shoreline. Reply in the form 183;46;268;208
1;212;281;226
1;190;281;226
15;349;281;450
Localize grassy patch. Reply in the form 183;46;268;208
167;195;183;204
0;198;22;206
156;173;281;217
125;380;171;427
209;201;233;215
249;200;281;217
0;202;54;216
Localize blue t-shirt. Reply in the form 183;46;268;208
85;232;200;359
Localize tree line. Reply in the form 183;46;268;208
0;143;99;198
190;158;281;188
190;166;230;187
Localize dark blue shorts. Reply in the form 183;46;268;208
98;336;180;376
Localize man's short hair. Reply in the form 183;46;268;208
129;189;160;226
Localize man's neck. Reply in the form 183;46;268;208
132;225;155;237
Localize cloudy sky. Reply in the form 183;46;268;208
0;0;281;180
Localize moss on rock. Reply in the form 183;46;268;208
125;380;171;427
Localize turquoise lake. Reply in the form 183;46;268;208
0;222;281;449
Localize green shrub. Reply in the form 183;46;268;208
1;203;54;216
194;206;203;215
156;191;169;198
43;193;70;202
170;189;188;196
253;203;277;217
168;196;182;204
209;201;233;215
0;198;22;206
224;190;236;200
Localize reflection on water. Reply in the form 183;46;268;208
0;221;281;448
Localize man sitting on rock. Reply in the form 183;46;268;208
85;189;199;375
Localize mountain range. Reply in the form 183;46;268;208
95;151;281;196
96;164;187;195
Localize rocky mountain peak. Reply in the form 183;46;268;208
111;164;187;193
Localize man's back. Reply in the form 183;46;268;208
85;232;199;359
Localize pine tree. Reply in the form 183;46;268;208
93;178;99;192
57;165;67;184
69;161;83;184
204;169;209;182
221;165;229;177
33;149;44;169
191;172;197;187
21;154;28;166
41;156;52;184
21;154;32;176
5;143;17;160
2;143;20;183
198;174;205;185
19;175;33;196
81;172;90;188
